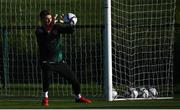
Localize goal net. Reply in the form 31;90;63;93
0;0;103;97
0;0;176;100
105;0;176;100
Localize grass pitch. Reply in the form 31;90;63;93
0;94;180;109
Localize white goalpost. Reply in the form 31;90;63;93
104;0;176;101
104;0;113;101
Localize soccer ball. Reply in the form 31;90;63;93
63;13;77;25
148;87;158;97
112;88;118;99
138;87;149;98
140;88;149;98
129;88;138;98
130;89;138;98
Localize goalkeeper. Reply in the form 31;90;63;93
35;9;92;106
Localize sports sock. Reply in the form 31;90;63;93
43;91;48;98
75;94;81;99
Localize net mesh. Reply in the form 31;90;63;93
0;0;176;99
111;0;175;98
0;0;103;97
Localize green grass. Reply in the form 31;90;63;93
0;84;180;109
0;95;180;109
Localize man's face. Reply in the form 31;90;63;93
42;14;53;26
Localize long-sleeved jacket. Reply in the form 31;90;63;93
35;24;74;63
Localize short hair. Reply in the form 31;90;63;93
39;9;53;19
